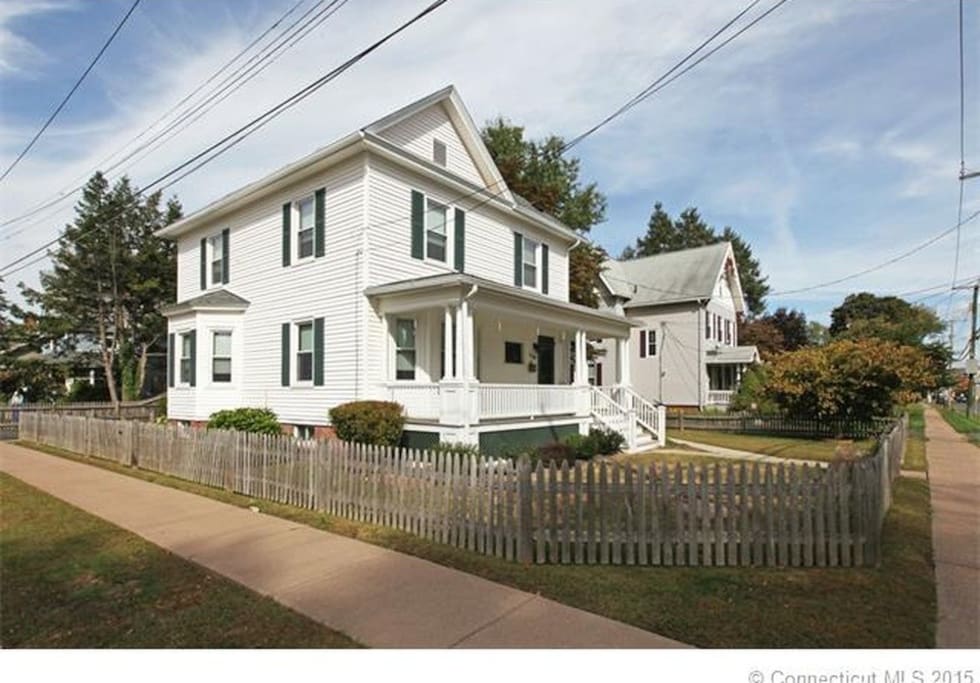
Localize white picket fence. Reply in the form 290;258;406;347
16;412;908;567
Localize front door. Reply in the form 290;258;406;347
536;335;555;385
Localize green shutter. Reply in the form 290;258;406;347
281;323;290;387
199;237;207;290
541;243;549;294
282;203;291;267
513;232;523;287
454;208;465;272
410;190;424;260
167;332;175;388
188;330;197;387
313;317;324;386
221;228;230;284
314;188;325;258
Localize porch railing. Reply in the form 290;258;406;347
478;384;580;420
382;383;441;420
707;390;734;406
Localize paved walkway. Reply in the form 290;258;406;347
668;437;827;467
924;408;980;648
0;442;685;649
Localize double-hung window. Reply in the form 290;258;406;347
395;319;416;380
646;329;657;356
705;313;712;340
179;334;193;384
296;197;315;260
296;322;314;382
208;234;223;286
426;199;448;262
724;320;732;346
212;331;232;383
522;237;539;289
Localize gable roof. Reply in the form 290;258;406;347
600;242;745;312
363;85;513;204
155;85;588;242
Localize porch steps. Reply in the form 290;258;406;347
589;385;665;451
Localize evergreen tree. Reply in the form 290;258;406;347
20;173;182;405
624;202;770;316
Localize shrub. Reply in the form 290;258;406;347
208;407;281;435
329;400;405;446
431;441;481;457
535;441;577;464
586;426;625;455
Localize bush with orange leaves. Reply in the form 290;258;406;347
760;338;936;422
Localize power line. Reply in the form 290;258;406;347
0;0;344;234
769;209;980;297
0;0;142;184
562;0;767;151
0;0;450;278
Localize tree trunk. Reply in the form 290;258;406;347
136;344;150;399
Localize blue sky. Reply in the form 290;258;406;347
0;0;977;353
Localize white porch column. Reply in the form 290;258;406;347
461;298;476;381
574;329;587;385
454;305;465;382
617;335;631;387
383;314;394;381
443;306;455;380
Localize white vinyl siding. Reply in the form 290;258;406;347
376;102;484;185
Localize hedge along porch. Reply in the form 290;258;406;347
364;272;661;452
17;412;908;567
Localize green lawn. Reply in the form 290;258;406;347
903;405;928;472
0;473;359;648
18;440;937;648
938;406;980;447
669;429;875;463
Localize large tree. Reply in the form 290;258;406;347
481;118;607;307
740;307;809;359
20;172;181;405
621;202;770;316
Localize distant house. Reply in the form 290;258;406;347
596;243;760;411
158;86;666;452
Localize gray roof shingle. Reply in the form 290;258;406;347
601;242;732;308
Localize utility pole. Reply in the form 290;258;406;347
954;281;979;418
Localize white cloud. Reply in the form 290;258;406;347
0;0;75;76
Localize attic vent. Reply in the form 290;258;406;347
433;139;447;167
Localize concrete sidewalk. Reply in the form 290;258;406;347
924;408;980;648
0;442;685;649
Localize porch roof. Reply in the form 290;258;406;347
365;273;638;337
705;345;760;364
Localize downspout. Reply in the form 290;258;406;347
698;300;705;410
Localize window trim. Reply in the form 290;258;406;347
433;139;447;167
178;331;193;387
504;341;523;365
424;198;450;265
645;328;658;357
210;330;233;384
521;236;540;291
394;317;417;381
293;195;316;264
294;320;315;385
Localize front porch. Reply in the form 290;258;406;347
704;345;760;409
366;274;663;449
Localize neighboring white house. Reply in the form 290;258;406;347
159;86;665;453
595;242;760;410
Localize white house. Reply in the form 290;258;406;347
595;243;760;410
159;86;665;453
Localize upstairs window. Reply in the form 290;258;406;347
212;331;232;383
717;315;723;343
522;236;539;289
724;320;732;346
426;199;448;262
296;196;315;260
395;319;416;380
705;313;712;340
208;234;224;286
433;139;447;167
296;322;314;382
